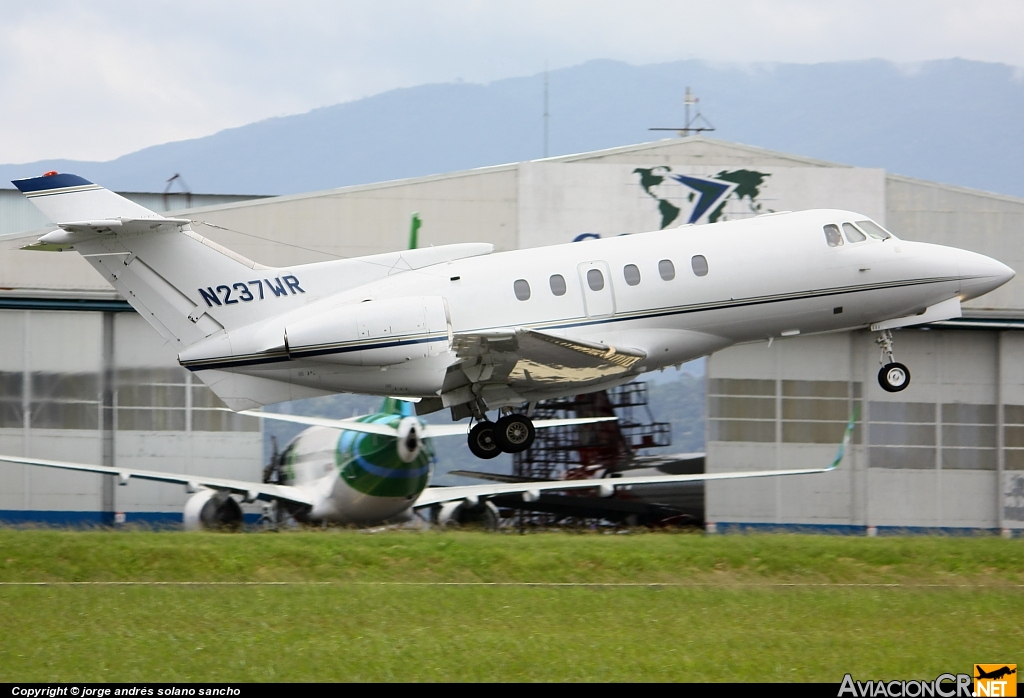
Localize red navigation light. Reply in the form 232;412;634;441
43;171;58;177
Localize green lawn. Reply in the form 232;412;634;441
0;530;1021;681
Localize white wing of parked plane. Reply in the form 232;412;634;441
234;409;617;438
0;454;314;506
419;417;616;438
234;410;404;437
412;466;833;508
412;414;855;508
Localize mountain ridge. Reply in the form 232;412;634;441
3;57;1022;197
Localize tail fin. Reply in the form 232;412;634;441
14;172;158;222
380;397;417;417
13;173;273;347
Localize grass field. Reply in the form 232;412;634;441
0;529;1021;681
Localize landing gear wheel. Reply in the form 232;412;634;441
878;362;911;392
468;421;502;459
493;414;536;453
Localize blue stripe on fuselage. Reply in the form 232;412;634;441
353;454;429;479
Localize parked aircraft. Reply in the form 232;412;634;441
9;173;1015;463
0;398;855;530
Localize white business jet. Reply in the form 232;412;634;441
0;173;1011;528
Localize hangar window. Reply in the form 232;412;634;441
658;259;675;281
823;224;844;247
691;255;709;277
856;220;892;240
549;274;567;296
587;268;605;291
843;223;866;243
0;371;23;428
623;264;641;286
30;372;100;430
513;279;531;301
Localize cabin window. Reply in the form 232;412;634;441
658;259;675;281
843;222;866;243
823;224;844;247
691;255;709;277
856;220;892;240
587;268;605;291
513;279;531;301
549;274;566;296
623;264;641;286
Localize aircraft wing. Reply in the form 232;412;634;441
234;409;616;438
0;454;314;507
453;327;646;388
419;417;617;438
414;415;854;509
235;410;401;437
413;466;834;508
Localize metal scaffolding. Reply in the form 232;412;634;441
510;381;672;525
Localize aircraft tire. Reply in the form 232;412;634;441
878;362;911;392
468;421;502;459
493;414;536;453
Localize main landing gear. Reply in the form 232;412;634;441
467;413;537;459
875;329;910;393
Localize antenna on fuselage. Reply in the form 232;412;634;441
649;86;716;137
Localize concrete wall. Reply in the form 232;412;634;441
517;162;886;248
180;165;520;267
0;309;261;522
707;328;1020;531
562;138;839;168
886;175;1024;313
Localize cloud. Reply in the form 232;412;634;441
2;0;1024;163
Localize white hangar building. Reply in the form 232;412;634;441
1;136;1022;532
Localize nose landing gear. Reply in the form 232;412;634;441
876;329;910;392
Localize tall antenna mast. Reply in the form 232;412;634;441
649;86;716;137
543;64;550;158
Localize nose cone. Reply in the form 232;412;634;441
959;251;1015;302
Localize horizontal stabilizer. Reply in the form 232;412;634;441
22;217;193;251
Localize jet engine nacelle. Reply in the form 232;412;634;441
183;489;244;531
434;499;500;529
285;296;451;366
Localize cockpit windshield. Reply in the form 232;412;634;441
843;222;866;243
855;220;894;240
823;224;843;247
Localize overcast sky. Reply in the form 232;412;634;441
2;0;1023;164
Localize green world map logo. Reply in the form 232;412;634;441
633;166;772;228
